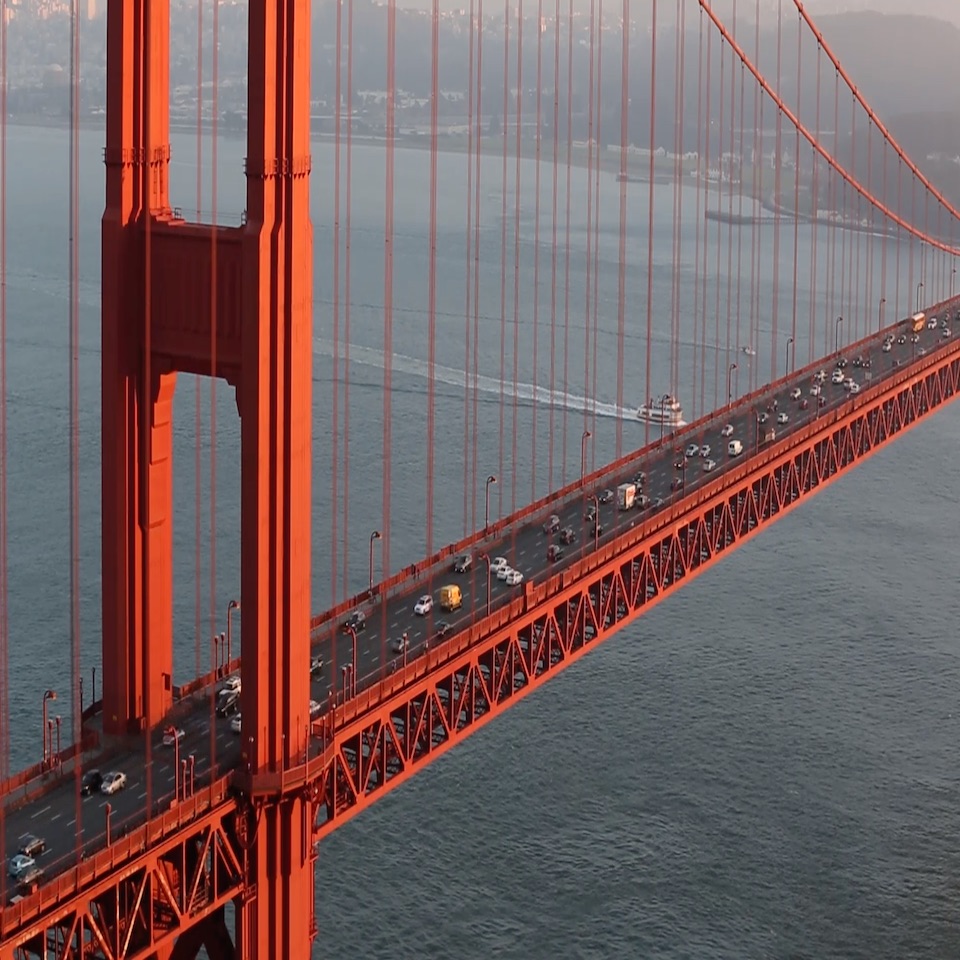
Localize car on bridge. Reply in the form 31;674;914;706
231;714;242;735
19;835;45;859
8;854;34;879
393;635;409;654
777;412;788;425
542;514;560;534
452;553;472;573
341;611;367;634
685;443;699;458
433;620;453;641
310;655;324;677
597;489;613;504
547;545;564;563
414;595;433;616
790;388;801;400
721;424;734;437
163;728;185;747
100;771;128;796
80;770;103;796
559;527;576;545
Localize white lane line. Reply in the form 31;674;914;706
67;818;76;827
49;813;61;822
137;791;147;800
30;806;50;820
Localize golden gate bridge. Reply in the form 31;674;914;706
0;0;958;955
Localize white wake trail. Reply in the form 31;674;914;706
314;337;638;421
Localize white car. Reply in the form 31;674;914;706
776;412;788;425
721;424;734;437
699;444;710;458
496;564;512;581
491;556;508;572
162;728;185;747
789;387;801;400
928;316;938;329
220;675;241;695
831;369;845;384
230;714;242;734
100;771;127;796
702;459;717;473
413;595;433;616
814;370;827;383
505;569;524;586
309;700;322;719
685;443;699;458
809;384;821;396
8;854;34;878
881;341;892;353
849;382;860;394
392;635;409;653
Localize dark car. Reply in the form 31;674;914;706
673;459;685;470
19;835;45;858
341;610;366;634
216;690;240;717
434;620;453;641
559;527;576;545
452;553;472;573
542;514;560;535
310;655;324;677
592;522;604;537
547;544;564;562
671;477;683;491
634;471;647;486
597;489;613;504
80;770;103;796
584;504;597;521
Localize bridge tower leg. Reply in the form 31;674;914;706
234;0;316;954
101;0;177;735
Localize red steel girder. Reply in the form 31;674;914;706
0;800;244;960
309;345;960;838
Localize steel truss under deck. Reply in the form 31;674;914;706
311;348;960;836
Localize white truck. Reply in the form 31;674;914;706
616;482;636;511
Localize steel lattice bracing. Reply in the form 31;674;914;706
308;344;960;836
0;787;243;960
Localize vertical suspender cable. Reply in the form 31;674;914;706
691;10;703;419
583;0;595;449
531;0;544;502
426;0;439;557
382;0;397;640
724;12;737;389
470;5;484;536
68;0;82;856
614;0;629;458
548;0;560;489
194;0;204;687
770;0;782;386
712;38;725;412
698;26;711;414
331;0;343;601
343;0;355;598
511;0;523;516
789;7;801;365
589;0;602;458
736;52;746;379
561;0;573;484
0;0;7;892
748;0;761;389
497;0;510;527
462;0;475;539
643;0;657;447
808;44;820;360
669;0;685;402
208;0;220;791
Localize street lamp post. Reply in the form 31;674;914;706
226;599;240;667
834;316;843;357
484;475;497;532
346;625;359;698
165;726;181;801
659;395;667;447
878;297;886;333
54;716;61;768
212;633;221;674
41;689;56;768
952;268;956;299
916;281;924;313
479;553;492;618
368;530;382;593
727;362;738;403
785;336;794;377
580;430;591;486
755;411;762;454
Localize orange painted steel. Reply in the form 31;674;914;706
307;342;960;838
0;785;242;960
99;0;315;952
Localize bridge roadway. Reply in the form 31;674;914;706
3;303;957;897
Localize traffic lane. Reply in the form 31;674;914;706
3;718;240;882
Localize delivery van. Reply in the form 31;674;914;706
439;584;462;611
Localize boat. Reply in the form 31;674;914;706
636;394;686;427
741;344;756;357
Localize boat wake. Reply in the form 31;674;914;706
314;337;638;422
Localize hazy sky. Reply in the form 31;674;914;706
392;0;960;29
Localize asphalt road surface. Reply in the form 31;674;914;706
5;302;957;897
